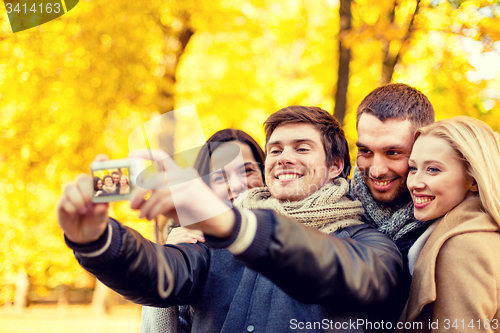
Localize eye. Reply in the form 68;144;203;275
245;168;256;175
358;148;371;155
427;167;441;173
211;174;226;184
387;151;400;156
296;148;309;152
268;148;281;155
408;166;417;173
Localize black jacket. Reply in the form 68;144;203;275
67;208;403;332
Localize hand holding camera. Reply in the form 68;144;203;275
57;155;111;244
128;149;235;238
57;150;236;245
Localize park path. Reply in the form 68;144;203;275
0;304;141;333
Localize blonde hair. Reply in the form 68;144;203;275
120;175;129;185
414;116;500;227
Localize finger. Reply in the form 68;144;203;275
169;228;204;242
138;189;170;220
92;201;109;219
129;186;151;209
75;174;93;205
58;193;77;216
130;173;169;208
92;154;110;163
63;182;88;215
145;192;176;220
166;236;196;245
178;228;204;239
184;233;205;243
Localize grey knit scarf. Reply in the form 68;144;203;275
238;178;364;235
350;167;427;241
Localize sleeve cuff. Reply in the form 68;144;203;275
65;218;123;266
205;208;276;261
204;207;242;248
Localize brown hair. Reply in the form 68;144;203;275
356;83;434;130
194;129;266;186
264;105;350;178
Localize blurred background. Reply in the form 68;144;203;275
1;0;499;331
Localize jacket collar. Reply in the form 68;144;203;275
407;196;499;322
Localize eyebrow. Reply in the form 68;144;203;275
408;159;445;166
356;141;408;151
266;139;315;148
210;162;256;175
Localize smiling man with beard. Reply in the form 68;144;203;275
350;83;435;303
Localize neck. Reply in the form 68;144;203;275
389;190;413;210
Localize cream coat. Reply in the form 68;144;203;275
400;197;500;333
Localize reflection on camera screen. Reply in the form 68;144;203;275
92;167;131;197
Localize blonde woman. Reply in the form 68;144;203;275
119;175;130;194
399;116;500;332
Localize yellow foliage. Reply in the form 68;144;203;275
0;0;499;303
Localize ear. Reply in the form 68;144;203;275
328;159;344;181
469;178;479;193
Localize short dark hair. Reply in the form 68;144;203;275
264;106;350;178
356;83;434;129
194;129;266;186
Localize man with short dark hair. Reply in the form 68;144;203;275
350;83;435;297
58;106;403;332
111;171;121;192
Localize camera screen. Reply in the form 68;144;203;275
92;167;131;198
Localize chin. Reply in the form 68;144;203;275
269;186;305;201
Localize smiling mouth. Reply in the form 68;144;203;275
276;173;302;180
373;179;391;186
414;196;434;204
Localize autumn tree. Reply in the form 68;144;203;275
1;0;498;307
0;0;195;305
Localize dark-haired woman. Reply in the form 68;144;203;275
140;129;265;333
93;177;103;196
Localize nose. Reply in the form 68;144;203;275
407;171;425;192
369;154;389;178
277;147;297;166
227;173;247;196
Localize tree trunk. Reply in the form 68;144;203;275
334;0;352;125
92;279;111;315
381;0;421;84
14;270;30;311
155;16;194;239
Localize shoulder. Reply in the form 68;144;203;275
337;223;392;244
336;224;402;259
438;229;500;263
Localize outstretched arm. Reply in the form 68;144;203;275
65;218;210;307
205;208;402;310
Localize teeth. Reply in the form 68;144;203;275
278;174;301;180
415;197;433;204
374;180;391;186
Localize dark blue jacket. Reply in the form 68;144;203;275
66;209;403;332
